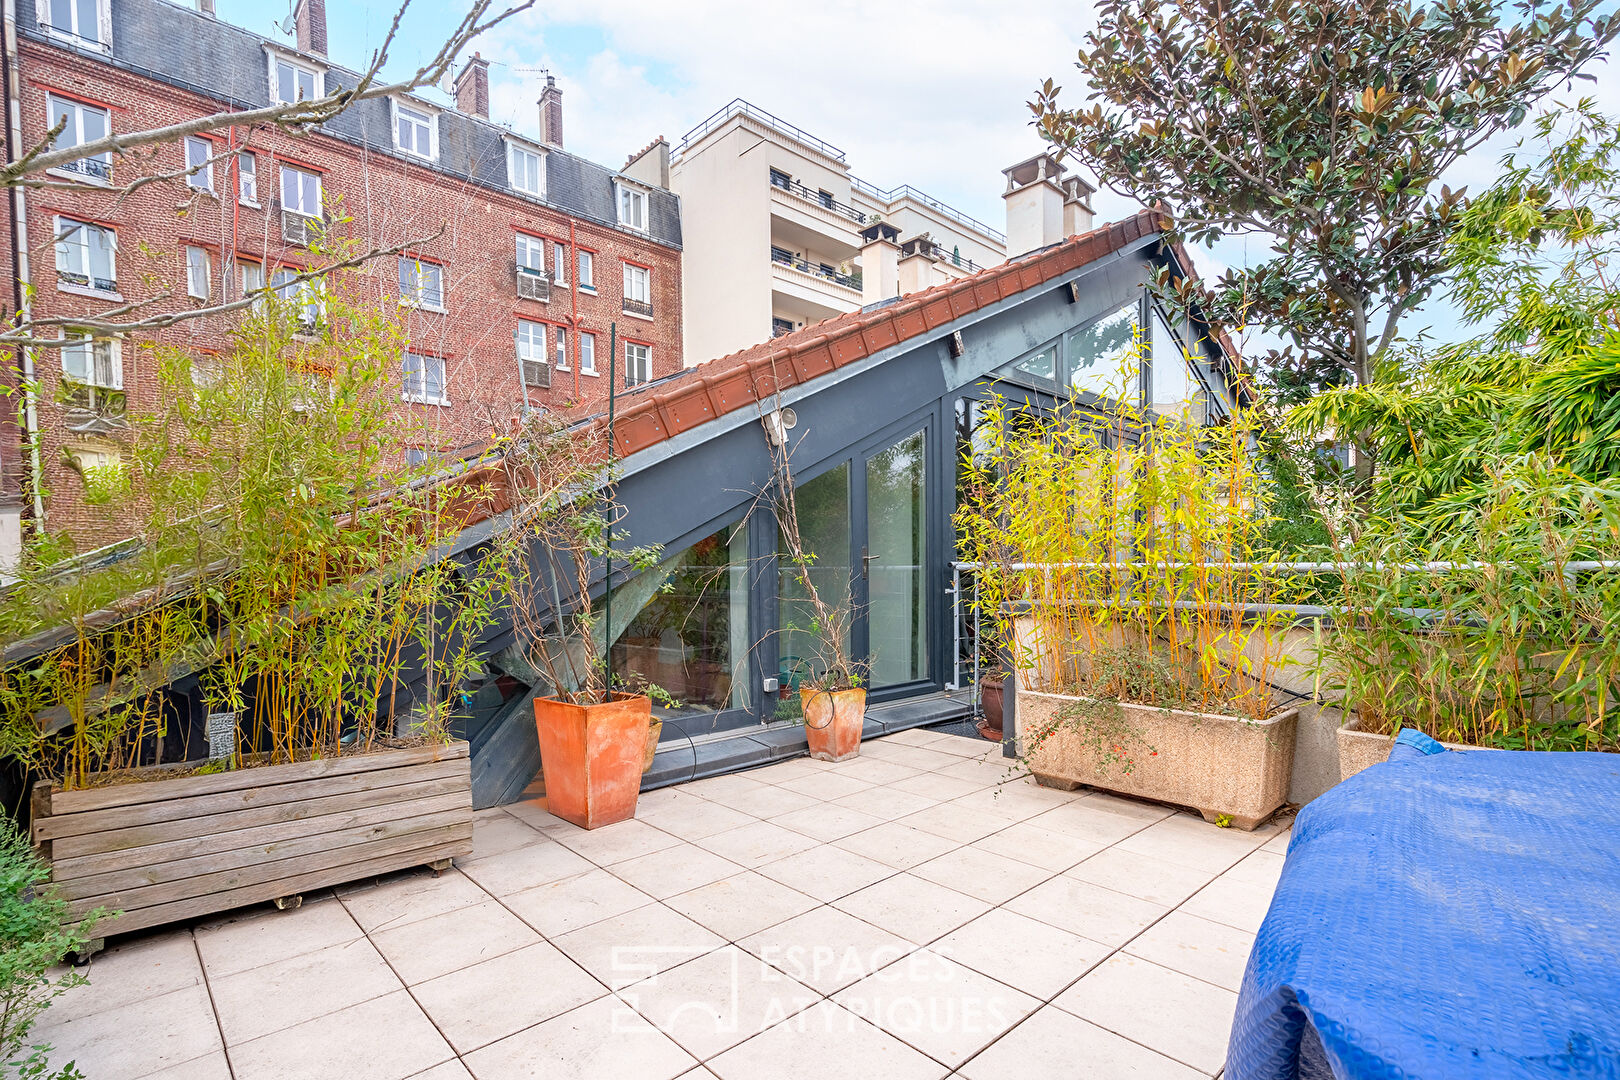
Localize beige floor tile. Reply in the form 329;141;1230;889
546;818;686;866
828;757;921;786
503;868;655;938
407;1063;476;1080
619;945;820;1060
1080;791;1180;822
706;999;946;1080
467;812;549;861
1178;850;1285;933
889;771;982;801
775;771;875;802
1115;813;1276;873
455;840;594;897
681;772;771;803
829;785;939;822
1023;801;1154;846
861;744;965;772
142;1051;234;1080
463;995;697;1080
1004;876;1168;948
928;760;1013;789
640;797;758;841
879;728;940;747
1067;847;1218;907
831;873;991;945
551;902;724;988
738;905;917;994
663;871;821;941
833;949;1038;1067
372;898;541;984
340;867;490;933
897;801;1013;845
707;781;823;818
953;781;1077;820
743;758;826;785
211;937;401;1045
412;941;607;1053
833;820;960;869
1054;953;1238;1074
675;1069;722;1080
1124;909;1257;992
972;821;1107;873
608;843;746;899
1261;824;1293;854
958;1005;1206;1080
924;734;1000;758
48;930;201;1026
934;907;1109;1000
636;787;709;815
754;844;897;901
501;797;573;833
909;845;1050;905
230;990;454;1080
194;895;362;979
36;982;221;1080
692;820;808;869
771;801;886;843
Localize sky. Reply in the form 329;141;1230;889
216;0;1619;350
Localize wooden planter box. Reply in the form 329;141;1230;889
1018;690;1297;830
32;741;473;938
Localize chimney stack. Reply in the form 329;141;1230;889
538;75;563;148
196;0;215;16
1001;152;1069;258
454;53;490;119
294;0;326;57
859;220;901;306
622;136;671;189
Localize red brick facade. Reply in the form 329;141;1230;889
7;32;683;550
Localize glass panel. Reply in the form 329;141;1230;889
867;431;927;687
778;462;851;694
612;521;749;718
1150;306;1200;418
1067;301;1139;398
1012;344;1057;382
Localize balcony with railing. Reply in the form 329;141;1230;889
768;172;865;225
53;157;112;184
675;99;849;163
623;296;654;318
900;235;986;274
770;246;860;292
851;176;1007;244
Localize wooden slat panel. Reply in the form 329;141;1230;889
74;830;474;937
46;741;469;816
51;784;468;881
37;757;469;842
51;772;470;860
65;810;469;912
55;793;471;900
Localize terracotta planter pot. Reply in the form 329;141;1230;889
642;716;664;773
978;674;1005;741
1019;690;1297;830
801;686;866;762
1336;715;1492;783
534;693;650;829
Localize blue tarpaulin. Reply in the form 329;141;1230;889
1228;730;1620;1080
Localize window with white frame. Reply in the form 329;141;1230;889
554;327;568;370
46;94;110;182
616;183;648;231
579;332;596;374
508;141;543;197
41;0;105;46
517;319;546;363
240;260;265;303
398;258;445;310
515;234;546;276
280;165;321;217
272;56;321;106
394;102;436;160
577;249;595;290
55;217;116;293
623;263;650;303
61;334;120;411
185;137;214;191
402;351;446;403
185;246;210;300
552;241;568;287
238;152;258;205
625;342;650;386
271;268;324;330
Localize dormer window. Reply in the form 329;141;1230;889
270;54;323;106
616;182;648;232
507;140;544;198
41;0;108;49
393;101;437;161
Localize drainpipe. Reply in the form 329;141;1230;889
568;219;578;401
227;127;239;300
2;0;43;526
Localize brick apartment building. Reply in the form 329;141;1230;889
0;0;684;558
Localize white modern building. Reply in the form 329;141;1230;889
672;100;1088;365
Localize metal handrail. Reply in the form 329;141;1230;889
622;297;653;317
770;247;860;291
675;99;848;162
769;173;865;224
851;176;1006;243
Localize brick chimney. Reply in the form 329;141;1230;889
294;0;326;57
196;0;215;16
455;53;489;118
538;75;563;148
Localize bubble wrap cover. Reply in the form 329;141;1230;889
1227;730;1620;1080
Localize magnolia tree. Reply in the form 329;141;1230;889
1032;0;1616;482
